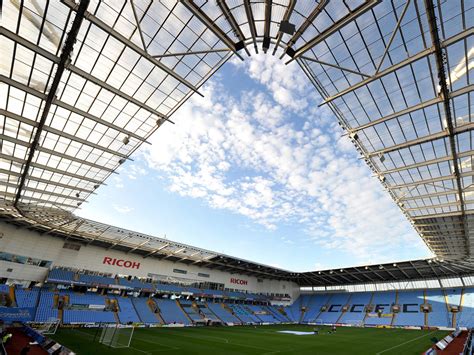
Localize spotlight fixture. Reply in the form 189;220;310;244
75;192;80;198
365;266;369;270
156;118;166;127
349;132;358;140
122;136;130;145
118;158;126;165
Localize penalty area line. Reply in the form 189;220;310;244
375;330;438;355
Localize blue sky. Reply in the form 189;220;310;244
77;53;432;272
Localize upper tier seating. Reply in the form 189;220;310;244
154;299;191;325
131;297;160;323
47;269;75;282
67;291;107;305
77;274;115;285
119;278;154;289
15;287;40;308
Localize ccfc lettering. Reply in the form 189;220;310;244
103;257;140;269
230;278;248;285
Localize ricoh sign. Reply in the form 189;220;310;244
103;257;140;270
230;278;248;286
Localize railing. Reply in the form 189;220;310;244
462;330;473;355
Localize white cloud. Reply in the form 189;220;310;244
112;176;124;189
140;53;429;263
113;205;134;214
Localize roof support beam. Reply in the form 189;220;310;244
367;121;474;158
272;0;296;55
13;0;90;208
0;131;115;173
389;174;463;190
152;48;230;58
424;0;469;257
143;244;169;259
216;0;250;56
351;84;474;133
287;0;379;61
382;155;456;175
179;0;244;60
0;168;95;194
282;0;328;59
243;0;259;53
263;0;272;53
0;28;169;131
62;0;202;97
0;152;103;185
0;181;87;202
301;56;371;78
0;109;130;159
320;26;474;105
374;0;411;74
0;73;147;142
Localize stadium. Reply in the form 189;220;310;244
0;0;474;354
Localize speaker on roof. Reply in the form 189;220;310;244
280;20;296;35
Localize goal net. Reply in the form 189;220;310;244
346;320;364;327
314;319;324;326
37;317;60;335
99;325;134;348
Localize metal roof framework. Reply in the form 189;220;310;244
0;0;473;285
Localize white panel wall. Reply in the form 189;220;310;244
0;222;300;298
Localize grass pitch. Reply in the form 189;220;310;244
51;324;448;354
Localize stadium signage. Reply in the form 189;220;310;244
103;256;140;269
230;278;248;285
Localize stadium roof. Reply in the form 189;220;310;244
1;0;473;280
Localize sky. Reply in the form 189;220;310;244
77;52;433;272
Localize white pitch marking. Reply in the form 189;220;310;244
375;330;438;355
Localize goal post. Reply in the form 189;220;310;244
98;324;134;348
37;317;60;335
346;320;364;327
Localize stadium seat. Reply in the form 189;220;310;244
154;298;191;325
